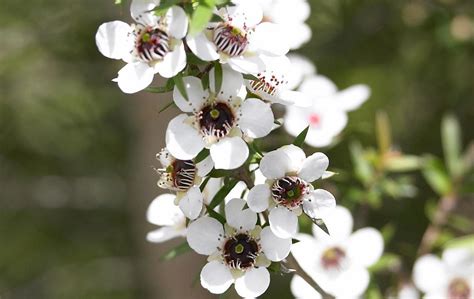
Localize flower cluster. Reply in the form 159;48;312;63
96;0;376;297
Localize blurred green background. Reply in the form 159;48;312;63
0;0;473;298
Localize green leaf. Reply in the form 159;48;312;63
375;111;392;154
422;156;452;196
146;79;175;93
242;73;259;81
199;176;211;192
368;253;401;272
213;61;223;94
153;0;180;16
385;155;421;172
189;0;215;36
349;141;373;185
173;74;189;101
292;126;309;147
444;235;474;252
114;0;123;4
208;179;239;209
206;206;226;224
195;148;210;163
158;101;175;114
304;214;330;235
208;168;233;178
442;114;463;178
161;241;191;260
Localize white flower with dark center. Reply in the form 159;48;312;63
155;148;214;219
95;0;188;93
291;206;384;298
146;193;186;243
247;144;335;239
245;55;311;107
186;1;289;74
186;198;292;297
166;66;274;170
243;0;312;50
284;75;371;147
413;247;473;299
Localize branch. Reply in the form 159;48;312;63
286;253;335;299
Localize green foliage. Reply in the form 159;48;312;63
292;126;309;147
189;0;215;36
161;242;192;260
208;179;239;209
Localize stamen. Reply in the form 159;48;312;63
157;159;196;192
213;23;249;57
321;247;346;270
197;102;236;140
271;176;309;208
135;27;169;63
223;233;260;270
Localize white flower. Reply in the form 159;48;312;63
286;54;316;90
166;66;274;170
398;283;420;299
247;144;335;238
186;198;292;297
243;0;312;50
95;0;188;93
284;75;371;147
186;1;289;74
245;55;311;107
155;148;214;220
291;205;384;298
146;193;186;243
413;247;474;299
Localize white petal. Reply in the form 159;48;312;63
259;148;291;179
283;106;311;138
225;198;257;231
130;0;160;25
347;227;384;267
287;54;316;90
290;233;324;274
252;23;289;56
224;1;263;28
335;84;370;112
200;261;234;294
297;152;329;182
285;22;312;50
291;275;322;299
147;193;184;226
238;98;274;138
269;206;298;238
277;89;312;107
146;227;182;243
166;114;205;160
299;75;337;97
278;144;306;173
261;226;291;261
312;205;353;243
210;66;247;100
95;21;132;60
186;216;224;255
302;189;336;220
172;76;208;113
413;255;447;294
114;62;154;93
227;55;265;74
179;186;204;220
155;43;187;78
333;266;370;297
210;137;249;170
247;184;271;213
442;247;474;272
166;6;188;39
234;267;270;298
186;32;219;61
196;155;214;177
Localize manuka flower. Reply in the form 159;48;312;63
284;75;371;147
186;198;291;297
245;55;310;107
291;206;384;298
247;144;335;238
95;0;188;93
413;247;473;299
186;1;289;74
166;66;274;169
146;193;186;243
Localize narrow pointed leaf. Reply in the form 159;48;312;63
442;114;463;177
208;179;238;209
292;126;309;147
161;241;191;260
206;206;226;224
213;61;223;94
173;74;189;101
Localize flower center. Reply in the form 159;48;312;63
321;247;346;270
448;278;471;299
271;176;309;208
213;23;249;57
198;102;235;139
249;73;286;96
223;233;260;270
136;27;169;62
157;159;196;191
309;113;321;126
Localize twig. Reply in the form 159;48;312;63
417;194;457;256
286;253;335;299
